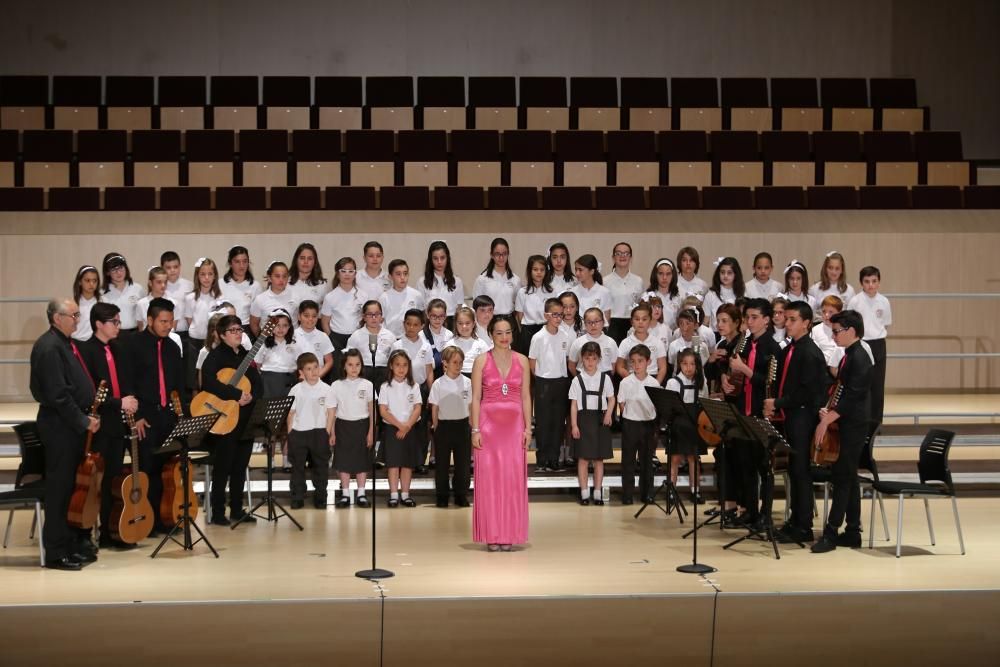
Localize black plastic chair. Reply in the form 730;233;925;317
2;422;46;566
869;428;965;558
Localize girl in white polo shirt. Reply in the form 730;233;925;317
473;237;521;316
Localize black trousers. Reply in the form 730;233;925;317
138;407;177;529
823;419;866;538
533;376;570;466
867;338;886;425
92;429;127;540
434;418;472;501
731;438;764;518
288;429;331;501
208;403;255;515
621;418;656;501
517;323;542;356
783;409;818;532
37;410;85;560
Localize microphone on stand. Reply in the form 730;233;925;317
368;333;378;369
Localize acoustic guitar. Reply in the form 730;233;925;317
160;391;198;525
813;380;844;466
67;380;109;529
110;411;154;543
190;316;276;434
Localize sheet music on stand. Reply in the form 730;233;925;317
698;397;752;442
737;414;791;456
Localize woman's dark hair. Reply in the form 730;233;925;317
487;313;519;339
575;254;603;285
524;254;552;294
548;242;573;283
224;245;255;284
215;314;242;336
423;240;457;292
710;257;746;299
386;349;415;386
341;348;365;377
481;237;513;280
101;252;133;293
73;265;100;304
647;258;679;297
289;242;325;286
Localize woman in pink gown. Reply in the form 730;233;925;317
470;315;532;551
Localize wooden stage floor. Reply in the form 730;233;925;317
0;496;998;665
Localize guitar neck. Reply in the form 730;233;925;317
130;422;140;478
227;334;267;387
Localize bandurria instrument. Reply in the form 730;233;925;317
813;380;843;466
726;330;751;395
67;380;109;529
190;316;276;434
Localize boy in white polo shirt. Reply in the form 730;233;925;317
847;266;891;423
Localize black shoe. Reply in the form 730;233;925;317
811;535;838;553
435;497;449;508
290;499;305;509
209;514;230;526
45;556;83;571
388;497;399;508
776;525;813;544
836;531;862;548
314;496;328;509
621;496;634;505
231;511;257;524
594;498;605;506
579;497;590;506
691;493;705;505
402;497;416;507
454;496;470;508
336;497;350;508
75;538;99;555
356;496;370;508
99;536;139;551
70;550;97;564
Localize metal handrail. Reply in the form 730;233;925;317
884;293;1000;299
883;411;1000;425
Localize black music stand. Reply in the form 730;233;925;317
151;413;221;559
683;397;747;538
635;387;688;524
232;396;303;531
356;439;393;580
722;415;798;559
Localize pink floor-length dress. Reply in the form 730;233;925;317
473;352;529;544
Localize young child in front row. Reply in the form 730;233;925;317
429;347;473;507
665;348;708;504
379;350;423;507
286;352;333;509
328;349;375;508
393;309;436;470
617;344;660;504
569;342;616;506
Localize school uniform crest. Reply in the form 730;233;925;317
358;390;368;400
318;396;326;406
461;390;470;400
407;393;416;403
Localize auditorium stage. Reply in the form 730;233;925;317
0;496;998;665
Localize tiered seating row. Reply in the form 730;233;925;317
2;185;998;212
0;75;930;132
0;129;973;191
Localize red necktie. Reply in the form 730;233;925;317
157;339;167;407
104;345;121;398
70;341;95;389
777;343;794;420
743;338;757;415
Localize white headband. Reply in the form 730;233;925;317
713;256;726;268
77;265;97;275
825;250;839;258
784;260;805;275
656;258;675;269
193;257;208;268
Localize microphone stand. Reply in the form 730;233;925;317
355;439;393;580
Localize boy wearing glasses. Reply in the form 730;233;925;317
528;298;572;472
811;310;873;553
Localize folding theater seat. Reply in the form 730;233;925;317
452;130;502;187
822;78;873;131
520;77;568;130
263;76;311;131
672;77;720;131
504;130;554;188
711;131;762;187
345;129;395;187
52;76;101;131
185;129;235;187
570;77;619;131
417;77;466;131
762;131;814;187
132;130;182;188
866;131;917;187
366;76;414;130
469;77;517;131
106;76;154;132
660;131;710;187
399;130;448;187
315;76;363;133
772;78;822;131
814;131;866;186
607;130;659;187
621;77;670;131
721;78;771;131
158;76;207;130
211;76;259;131
0;75;48;130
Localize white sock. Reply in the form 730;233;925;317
356;491;366;498
401;492;410;500
594;488;602;501
580;488;589;500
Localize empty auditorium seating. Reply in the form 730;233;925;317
520;77;568;130
366;76;414;130
417;76;466;131
711;131;762;187
607;131;659;187
621;77;670;131
291;130;342;187
52;76;101;131
772;78;822;131
762;131;814;187
185;129;235;187
822;78;873;131
671;78;720;131
77;130;127;189
721;78;771;132
132;130;182;188
240;129;290;188
0;130;15;187
452;130;502;187
158;76;207;130
555;130;606;187
469;77;517;131
22;130;72;189
346;130;395;187
263;76;311;131
504;130;554;188
315;77;363;132
814;131;865;186
398;130;448;187
0;75;48;130
106;76;154;131
661;131;710;187
571;77;619;130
